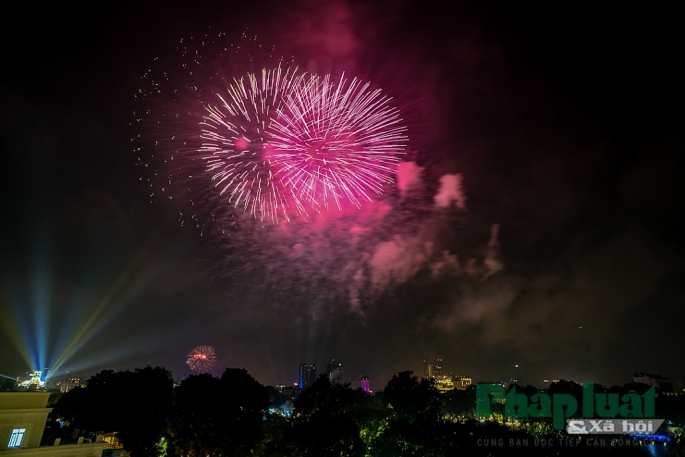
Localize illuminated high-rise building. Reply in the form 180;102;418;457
423;358;445;379
325;359;343;384
298;364;316;389
434;358;444;377
360;376;370;393
423;360;433;379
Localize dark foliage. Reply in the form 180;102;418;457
52;366;173;457
51;368;683;457
168;368;269;457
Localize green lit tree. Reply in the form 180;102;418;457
374;371;449;456
288;374;366;457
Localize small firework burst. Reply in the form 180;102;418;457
186;345;217;373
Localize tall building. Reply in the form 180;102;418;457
325;359;343;384
423;358;444;379
434;358;444;377
298;364;316;389
423;360;433;379
435;377;456;393
504;364;525;387
360;376;370;393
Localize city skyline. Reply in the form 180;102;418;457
9;355;677;398
0;1;682;390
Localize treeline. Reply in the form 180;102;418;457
49;367;681;457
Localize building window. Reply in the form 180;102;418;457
8;428;26;448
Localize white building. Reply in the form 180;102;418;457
0;392;104;457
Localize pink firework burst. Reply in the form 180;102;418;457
136;32;407;226
269;73;407;212
186;345;217;373
200;65;307;223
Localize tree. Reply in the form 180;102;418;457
118;367;174;457
381;371;442;424
442;385;476;418
52;367;173;457
287;374;367;457
169;368;269;457
374;371;446;456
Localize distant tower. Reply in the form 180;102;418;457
434;358;444;377
423;360;434;379
504;364;524;387
325;359;343;384
298;363;317;389
360;376;370;393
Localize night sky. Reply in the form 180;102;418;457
1;1;682;390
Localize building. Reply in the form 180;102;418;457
360;376;370;393
423;358;472;391
0;392;104;457
298;364;316;390
16;372;45;391
325;360;343;384
423;358;445;379
453;375;473;389
423;360;433;379
434;359;443;377
281;384;302;401
58;379;81;394
503;365;524;388
435;377;455;393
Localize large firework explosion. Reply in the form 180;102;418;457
186;345;217;373
200;64;306;223
135;32;493;321
270;73;407;212
135;33;406;226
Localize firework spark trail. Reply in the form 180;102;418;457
136;34;295;229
